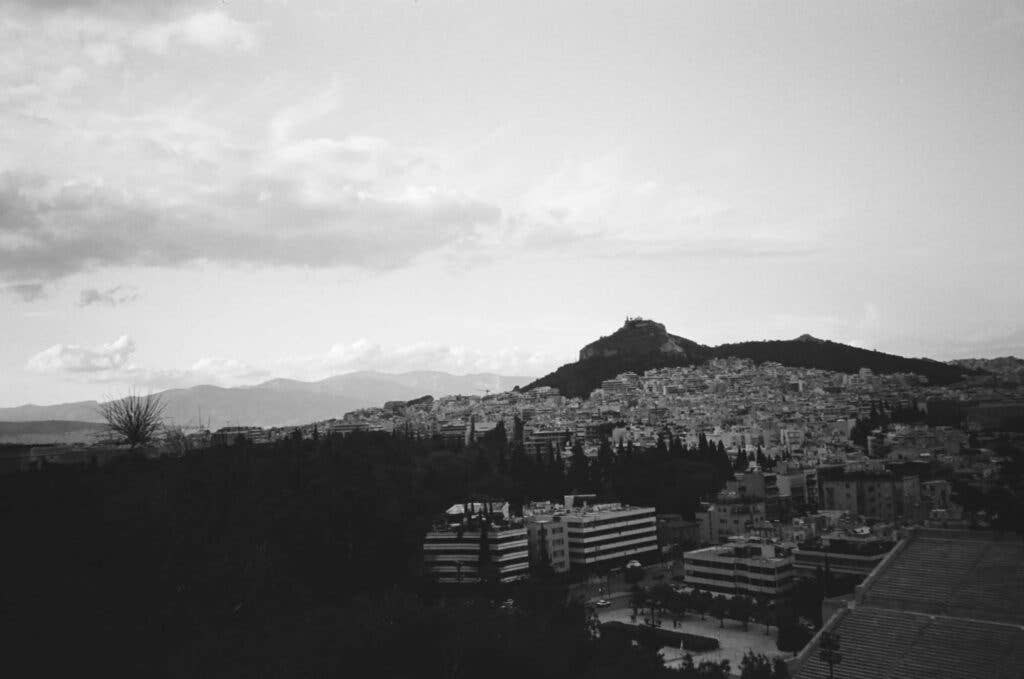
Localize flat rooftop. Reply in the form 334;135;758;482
685;542;792;562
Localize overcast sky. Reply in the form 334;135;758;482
2;0;1023;406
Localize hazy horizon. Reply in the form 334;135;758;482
3;1;1023;407
4;322;1015;409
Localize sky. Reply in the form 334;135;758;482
1;0;1023;407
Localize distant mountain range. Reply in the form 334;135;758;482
0;371;534;431
3;322;1003;438
524;318;979;398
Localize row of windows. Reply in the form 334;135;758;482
566;520;657;541
424;533;527;544
427;555;530;570
569;530;658;552
685;569;793;588
576;544;660;564
565;510;656;530
794;553;884;568
568;525;656;546
680;580;790;596
421;536;528;548
424;548;528;559
569;537;658;560
686;559;792;575
435;573;529;584
423;547;528;557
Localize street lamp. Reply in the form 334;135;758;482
819;631;842;679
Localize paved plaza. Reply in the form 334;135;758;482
596;603;786;672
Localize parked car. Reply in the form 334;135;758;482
595;599;612;608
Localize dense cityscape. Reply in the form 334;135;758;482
3;2;1022;677
3;319;1023;678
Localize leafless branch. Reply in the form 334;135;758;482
97;391;167;450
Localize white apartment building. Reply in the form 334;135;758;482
683;539;796;598
527;496;658;569
524;514;571;573
423;502;530;584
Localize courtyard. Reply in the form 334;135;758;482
596;600;788;672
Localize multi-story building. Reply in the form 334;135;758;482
727;472;779;500
524;429;572;456
210;426;268;447
327;422;369;437
656;513;701;556
819;471;923;523
524;513;571;573
683;539;797;598
804;469;820;508
696;492;767;544
423;501;530;584
526;496;658;569
438;421;468;447
793;529;895;578
600;379;628;395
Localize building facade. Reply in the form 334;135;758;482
696;493;767;544
683;539;797;598
656;513;701;556
524;514;571;573
793;530;895;578
526;496;658;569
210;426;268;447
563;502;658;568
423;502;530;584
819;471;923;523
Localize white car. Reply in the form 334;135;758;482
595;599;612;608
626;559;642;569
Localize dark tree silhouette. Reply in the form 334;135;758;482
97;392;166;450
734;447;749;471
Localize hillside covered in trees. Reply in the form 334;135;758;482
0;428;735;678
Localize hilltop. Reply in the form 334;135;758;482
578;318;711;362
525;319;976;398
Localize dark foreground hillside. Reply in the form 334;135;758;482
0;431;731;679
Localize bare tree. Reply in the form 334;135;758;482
98;392;166;450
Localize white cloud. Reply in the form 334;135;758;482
82;41;123;66
276;340;560;380
79;285;138;306
27;334;136;373
24;334;554;393
23;334;272;389
132;11;258;54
